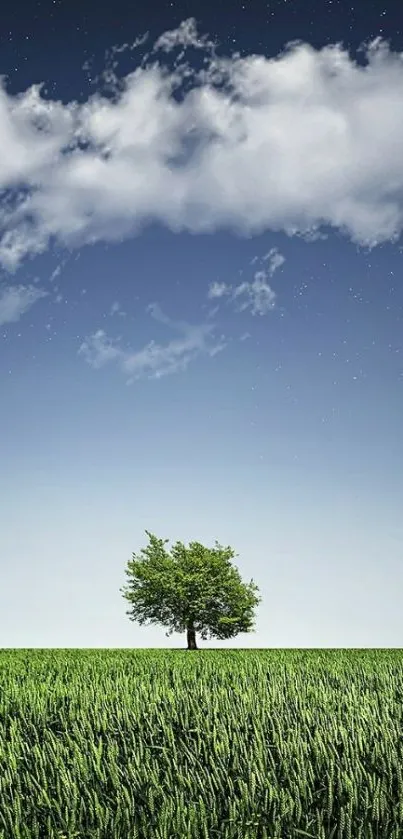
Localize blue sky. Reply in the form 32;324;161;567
1;0;402;648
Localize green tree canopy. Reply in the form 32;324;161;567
120;531;261;649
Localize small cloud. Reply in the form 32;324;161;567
251;246;285;274
207;263;277;316
124;328;225;380
0;227;49;273
147;301;174;325
78;329;123;369
232;271;276;315
207;281;230;299
262;247;286;275
79;305;226;381
206;304;220;319
240;331;251;341
209;247;283;316
0;283;48;325
110;300;127;317
49;264;61;282
153;17;216;54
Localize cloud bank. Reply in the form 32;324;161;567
0;22;403;270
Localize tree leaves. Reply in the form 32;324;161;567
120;531;261;644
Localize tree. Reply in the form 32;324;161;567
120;531;261;650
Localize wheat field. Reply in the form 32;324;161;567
0;648;402;838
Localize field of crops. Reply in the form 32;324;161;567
1;648;403;839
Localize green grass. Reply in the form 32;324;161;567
1;648;403;838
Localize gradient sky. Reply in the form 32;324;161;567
1;0;402;648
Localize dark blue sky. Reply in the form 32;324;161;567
1;0;402;648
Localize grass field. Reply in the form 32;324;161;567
1;648;402;838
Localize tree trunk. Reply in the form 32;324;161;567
187;624;198;650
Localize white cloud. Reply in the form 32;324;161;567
0;283;48;325
49;264;61;282
1;26;403;269
78;304;226;380
207;254;279;316
262;247;285;275
207;281;230;299
78;329;122;369
232;271;276;315
153;17;216;54
110;300;126;316
250;245;285;274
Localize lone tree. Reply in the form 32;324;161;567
121;531;261;650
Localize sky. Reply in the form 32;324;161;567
1;0;402;649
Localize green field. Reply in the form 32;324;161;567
1;648;403;838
